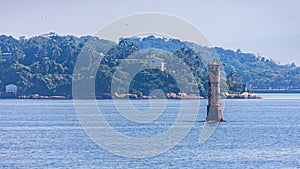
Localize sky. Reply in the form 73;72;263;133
1;0;300;65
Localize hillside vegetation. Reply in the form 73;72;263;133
0;34;299;98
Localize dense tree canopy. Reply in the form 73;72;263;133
0;34;299;98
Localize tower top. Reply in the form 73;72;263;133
209;60;220;65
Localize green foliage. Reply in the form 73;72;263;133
0;34;299;97
214;47;300;90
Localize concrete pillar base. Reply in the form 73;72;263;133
206;105;222;122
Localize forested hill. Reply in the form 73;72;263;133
128;36;300;90
0;34;299;97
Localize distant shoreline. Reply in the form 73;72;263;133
1;91;299;100
251;89;300;93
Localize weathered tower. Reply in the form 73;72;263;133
206;62;223;122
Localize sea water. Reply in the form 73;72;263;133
0;94;299;168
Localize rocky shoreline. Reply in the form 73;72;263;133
0;94;70;99
113;92;204;99
113;92;261;99
0;92;261;100
223;92;262;99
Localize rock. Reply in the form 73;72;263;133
224;92;261;99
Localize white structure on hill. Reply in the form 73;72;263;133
149;57;165;71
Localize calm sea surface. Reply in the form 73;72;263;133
0;94;299;168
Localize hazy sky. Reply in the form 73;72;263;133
1;0;300;65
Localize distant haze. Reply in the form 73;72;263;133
225;34;300;65
1;0;300;65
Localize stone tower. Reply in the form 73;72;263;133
206;62;223;122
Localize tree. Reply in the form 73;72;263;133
0;46;2;63
119;38;129;59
